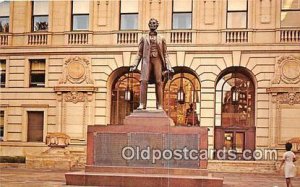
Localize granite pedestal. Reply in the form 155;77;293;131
65;110;223;186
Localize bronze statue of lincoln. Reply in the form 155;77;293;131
130;18;174;110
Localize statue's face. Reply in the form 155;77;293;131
148;19;158;30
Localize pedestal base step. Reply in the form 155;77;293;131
123;110;175;126
85;166;209;176
65;171;223;187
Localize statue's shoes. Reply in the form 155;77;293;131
157;106;163;110
137;104;146;110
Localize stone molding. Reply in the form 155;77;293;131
59;56;94;84
275;92;300;105
54;56;97;103
272;55;300;84
64;91;86;104
45;133;70;148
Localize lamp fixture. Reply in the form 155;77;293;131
177;72;185;104
231;86;239;104
124;71;132;101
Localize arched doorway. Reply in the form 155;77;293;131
164;67;201;126
110;69;140;125
214;67;256;159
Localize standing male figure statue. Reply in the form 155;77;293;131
130;18;174;110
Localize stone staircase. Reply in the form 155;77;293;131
208;160;278;174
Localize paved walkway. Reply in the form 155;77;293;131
0;167;299;187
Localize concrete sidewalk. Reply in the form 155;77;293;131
0;167;299;187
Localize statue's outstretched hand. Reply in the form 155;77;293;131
130;65;137;72
169;67;175;73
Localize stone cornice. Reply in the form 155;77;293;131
266;87;300;93
54;85;97;92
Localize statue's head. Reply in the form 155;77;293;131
148;18;159;31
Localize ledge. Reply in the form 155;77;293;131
266;87;300;93
54;85;98;92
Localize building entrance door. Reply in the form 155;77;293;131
214;68;256;160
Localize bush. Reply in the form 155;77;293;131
0;156;26;163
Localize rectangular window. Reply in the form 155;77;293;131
0;60;5;88
227;0;248;29
72;0;89;30
27;111;44;142
172;0;192;29
0;111;4;141
0;1;9;33
32;1;49;31
281;0;300;27
120;0;138;30
30;59;45;87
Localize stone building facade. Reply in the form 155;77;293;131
0;0;300;167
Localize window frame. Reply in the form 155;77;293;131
29;59;46;88
172;0;193;30
280;0;300;27
31;1;49;32
110;72;141;125
119;0;138;30
163;71;201;126
0;110;4;141
215;71;255;128
71;0;89;31
0;1;10;33
226;0;248;29
0;59;6;88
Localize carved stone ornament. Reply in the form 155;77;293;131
45;133;70;148
272;56;300;84
59;56;94;84
64;91;86;104
277;92;300;105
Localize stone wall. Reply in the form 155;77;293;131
0;0;299;159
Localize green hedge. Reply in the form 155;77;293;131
0;156;26;163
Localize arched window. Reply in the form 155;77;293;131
164;68;200;126
110;72;140;125
215;72;255;127
214;68;256;158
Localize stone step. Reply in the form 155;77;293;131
208;160;277;174
85;165;209;176
65;171;224;187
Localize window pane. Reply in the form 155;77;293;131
30;74;45;86
0;60;5;70
228;0;247;11
281;11;300;27
0;73;5;87
173;0;192;12
33;16;48;31
121;0;138;13
227;12;247;28
0;111;4;140
282;0;300;9
218;73;255;128
30;60;45;87
120;14;138;30
73;15;89;30
73;0;89;14
0;1;9;17
0;17;9;32
0;60;5;87
31;60;45;70
173;13;192;29
33;1;48;15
